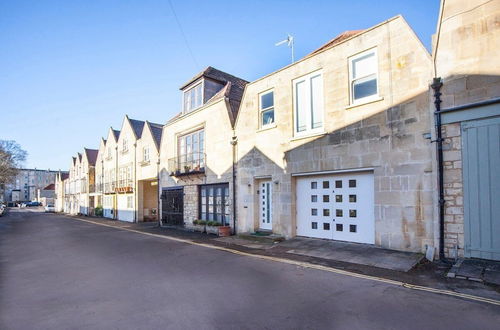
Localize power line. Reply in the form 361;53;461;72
167;0;200;70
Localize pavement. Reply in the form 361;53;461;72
448;259;500;285
1;208;500;329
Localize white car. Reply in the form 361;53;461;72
44;204;55;212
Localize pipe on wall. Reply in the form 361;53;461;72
431;77;446;261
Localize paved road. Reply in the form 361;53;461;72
1;209;499;329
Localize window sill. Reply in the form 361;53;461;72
257;124;277;132
290;130;326;142
345;96;384;110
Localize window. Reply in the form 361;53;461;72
178;129;205;169
260;90;274;127
199;184;230;226
127;196;133;209
122;139;128;152
143;147;150;162
294;70;323;135
349;48;378;104
183;82;203;113
107;147;112;159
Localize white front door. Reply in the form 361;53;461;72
296;172;374;244
259;181;272;230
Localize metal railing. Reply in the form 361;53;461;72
168;152;206;176
104;182;116;194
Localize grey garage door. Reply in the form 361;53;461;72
462;116;500;260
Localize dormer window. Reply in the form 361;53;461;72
183;82;203;113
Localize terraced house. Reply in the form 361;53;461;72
103;127;120;219
234;16;435;253
158;67;247;232
54;0;499;262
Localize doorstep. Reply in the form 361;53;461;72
447;258;500;285
274;237;424;272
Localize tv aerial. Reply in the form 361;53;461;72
275;34;295;63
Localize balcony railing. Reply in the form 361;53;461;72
116;179;133;193
168;152;206;176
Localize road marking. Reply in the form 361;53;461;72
69;216;500;306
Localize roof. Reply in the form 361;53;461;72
61;173;69;180
84;148;98;166
112;129;120;141
128;118;146;139
77;153;82;162
43;184;55;190
148;122;163;148
307;30;365;57
179;66;248;91
169;67;248;126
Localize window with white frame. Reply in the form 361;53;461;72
183;82;203;113
259;90;275;128
143;147;150;162
107;147;112;159
293;70;324;135
127;196;133;209
178;129;205;168
122;139;128;152
349;48;378;104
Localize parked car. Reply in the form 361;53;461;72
44;204;55;212
26;202;41;207
0;204;5;216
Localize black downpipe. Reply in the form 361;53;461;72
431;77;446;261
231;136;237;234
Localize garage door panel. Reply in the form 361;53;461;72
296;172;374;244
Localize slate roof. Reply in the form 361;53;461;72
112;129;120;141
84;148;98;166
128;118;146;139
169;67;248;126
179;66;248;91
307;30;365;57
148;122;164;148
61;172;69;180
77;153;82;162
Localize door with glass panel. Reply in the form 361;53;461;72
199;184;230;226
259;181;272;230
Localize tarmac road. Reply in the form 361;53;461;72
1;208;499;329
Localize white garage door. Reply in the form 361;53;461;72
296;172;374;244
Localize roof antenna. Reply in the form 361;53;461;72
275;34;294;63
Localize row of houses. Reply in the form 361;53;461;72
55;0;500;261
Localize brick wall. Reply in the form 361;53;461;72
441;122;464;258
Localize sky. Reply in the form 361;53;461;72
0;0;441;170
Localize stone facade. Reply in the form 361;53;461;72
441;123;464;258
235;15;435;253
432;0;500;258
3;168;57;203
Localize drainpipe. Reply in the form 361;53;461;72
157;158;161;228
134;142;137;223
230;135;238;234
431;77;446;261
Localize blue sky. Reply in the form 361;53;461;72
0;0;440;170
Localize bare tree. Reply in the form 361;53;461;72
0;140;27;185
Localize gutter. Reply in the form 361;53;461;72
231;135;237;234
431;77;446;261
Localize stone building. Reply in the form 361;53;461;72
234;16;435;253
432;0;500;260
3;168;58;203
158;67;247;231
